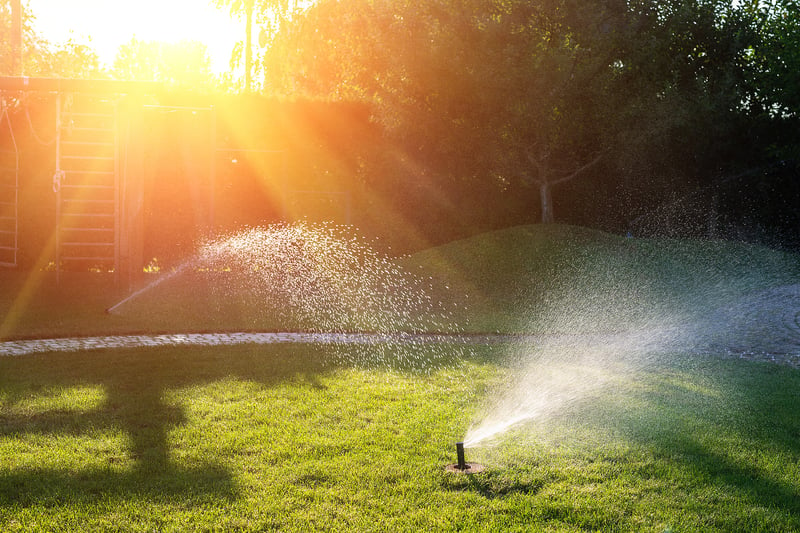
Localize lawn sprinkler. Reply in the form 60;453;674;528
445;442;485;474
457;441;466;469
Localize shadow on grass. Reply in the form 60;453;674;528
0;343;338;505
441;357;800;523
0;340;478;506
443;469;545;500
0;464;236;506
592;358;800;518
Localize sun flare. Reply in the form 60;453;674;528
29;0;242;74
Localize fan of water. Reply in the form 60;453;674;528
107;222;464;369
463;267;800;449
462;324;690;448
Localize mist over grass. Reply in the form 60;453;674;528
2;224;799;342
406;224;800;335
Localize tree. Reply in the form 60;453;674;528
113;38;214;90
212;0;307;92
267;0;797;227
465;1;621;223
746;0;800;159
268;0;624;222
604;0;788;217
0;2;103;78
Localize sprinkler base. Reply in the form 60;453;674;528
445;462;485;474
447;441;484;473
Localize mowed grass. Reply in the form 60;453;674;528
2;224;800;530
406;224;800;333
0;344;799;532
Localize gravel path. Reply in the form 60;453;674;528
0;332;515;358
1;330;798;369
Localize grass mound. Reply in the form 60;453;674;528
1;224;798;339
404;224;800;333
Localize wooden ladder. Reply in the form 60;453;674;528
0;99;19;268
55;93;120;281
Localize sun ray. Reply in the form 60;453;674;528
29;0;242;75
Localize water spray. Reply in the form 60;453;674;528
445;441;484;474
104;261;194;315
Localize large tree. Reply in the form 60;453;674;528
213;0;308;91
266;0;796;225
268;0;628;222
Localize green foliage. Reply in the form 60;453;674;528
112;38;215;90
213;0;309;90
0;4;104;78
746;0;800;158
266;0;799;226
268;0;617;181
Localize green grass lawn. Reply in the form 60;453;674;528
0;344;798;532
1;224;799;531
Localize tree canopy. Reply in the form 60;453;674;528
113;38;215;90
0;3;102;78
264;0;799;224
1;0;797;238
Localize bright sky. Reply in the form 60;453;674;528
28;0;244;73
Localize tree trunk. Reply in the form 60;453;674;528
245;1;253;92
11;0;22;75
540;181;554;223
529;152;603;224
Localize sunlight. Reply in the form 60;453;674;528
5;384;107;414
29;0;242;74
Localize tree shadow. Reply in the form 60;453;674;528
593;358;800;517
439;357;800;522
0;465;235;507
0;343;336;505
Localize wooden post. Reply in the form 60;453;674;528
54;93;62;284
209;106;217;230
119;97;146;292
245;0;253;92
11;0;22;75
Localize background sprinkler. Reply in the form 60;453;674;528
446;441;485;474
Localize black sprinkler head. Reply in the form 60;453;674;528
445;442;484;474
456;441;467;470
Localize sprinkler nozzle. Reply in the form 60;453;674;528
456;442;467;470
